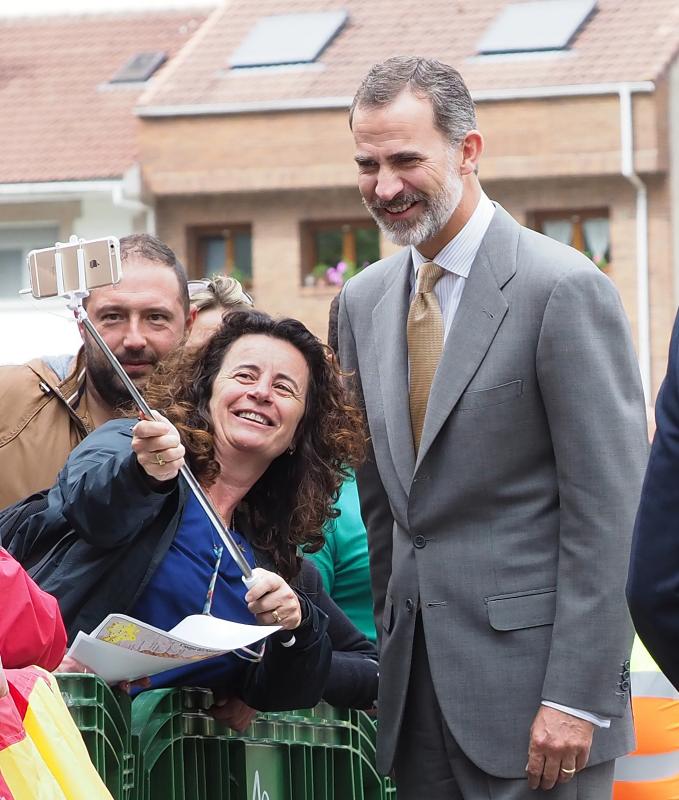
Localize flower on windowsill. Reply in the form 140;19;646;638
326;260;348;286
308;260;365;288
585;250;609;270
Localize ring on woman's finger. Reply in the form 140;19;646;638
155;453;166;467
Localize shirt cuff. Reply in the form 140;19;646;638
541;701;611;728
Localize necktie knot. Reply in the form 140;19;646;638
417;262;445;294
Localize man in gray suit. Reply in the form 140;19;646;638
339;57;648;799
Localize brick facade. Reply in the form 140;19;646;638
141;86;676;396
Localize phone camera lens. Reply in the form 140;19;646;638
89;259;100;269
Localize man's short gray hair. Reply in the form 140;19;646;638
350;56;477;147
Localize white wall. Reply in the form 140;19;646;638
0;191;143;364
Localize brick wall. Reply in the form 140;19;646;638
144;89;673;397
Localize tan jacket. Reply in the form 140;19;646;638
0;349;93;509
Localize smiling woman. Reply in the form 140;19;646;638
19;310;365;714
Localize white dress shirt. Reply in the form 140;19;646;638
410;192;609;730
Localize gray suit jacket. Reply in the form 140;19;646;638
338;205;649;778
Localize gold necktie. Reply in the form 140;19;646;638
407;261;446;451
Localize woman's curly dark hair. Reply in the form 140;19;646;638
143;310;366;581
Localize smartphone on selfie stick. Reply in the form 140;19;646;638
25;237;262;595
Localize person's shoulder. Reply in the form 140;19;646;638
343;249;409;300
516;224;603;284
70;418;135;456
0;356;57;387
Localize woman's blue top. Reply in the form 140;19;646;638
130;492;260;689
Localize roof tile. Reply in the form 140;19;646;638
0;9;210;183
140;0;679;112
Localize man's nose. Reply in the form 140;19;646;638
122;321;147;351
374;168;404;202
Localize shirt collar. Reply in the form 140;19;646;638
411;192;495;279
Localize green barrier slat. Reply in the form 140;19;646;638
56;673;134;800
57;678;396;800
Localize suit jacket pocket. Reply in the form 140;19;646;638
383;594;394;634
458;379;523;411
486;587;556;631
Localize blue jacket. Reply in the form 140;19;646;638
11;418;331;711
628;310;679;689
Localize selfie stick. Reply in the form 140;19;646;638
53;238;257;588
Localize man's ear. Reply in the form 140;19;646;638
185;305;197;333
77;320;86;343
459;130;484;176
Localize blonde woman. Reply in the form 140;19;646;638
188;276;254;349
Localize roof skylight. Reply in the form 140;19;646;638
110;52;167;83
230;11;348;69
477;0;597;54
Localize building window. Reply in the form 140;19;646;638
532;209;610;269
301;220;380;287
0;226;60;301
188;225;252;288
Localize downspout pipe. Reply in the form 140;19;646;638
619;85;651;403
111;182;156;235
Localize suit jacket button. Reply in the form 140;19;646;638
623;659;630;670
405;598;414;612
413;535;426;548
622;670;630;681
620;679;630;691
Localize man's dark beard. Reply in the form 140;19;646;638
83;337;156;412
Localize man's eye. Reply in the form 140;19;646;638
101;313;121;322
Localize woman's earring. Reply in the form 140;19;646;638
287;444;296;455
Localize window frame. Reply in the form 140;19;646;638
300;219;380;286
187;224;253;288
530;208;611;267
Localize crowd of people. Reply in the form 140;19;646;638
2;56;679;800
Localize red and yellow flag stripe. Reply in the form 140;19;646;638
0;666;112;800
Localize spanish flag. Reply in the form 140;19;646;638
0;665;112;799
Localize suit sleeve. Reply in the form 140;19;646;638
536;267;648;717
338;285;394;647
627;309;679;687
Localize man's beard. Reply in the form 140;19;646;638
363;163;464;248
83;335;158;411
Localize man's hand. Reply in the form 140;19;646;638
209;695;257;732
55;655;150;693
525;706;593;790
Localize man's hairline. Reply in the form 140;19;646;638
86;255;188;315
350;89;470;151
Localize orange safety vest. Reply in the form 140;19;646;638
613;637;679;799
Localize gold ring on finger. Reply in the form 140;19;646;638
560;767;576;775
272;609;281;624
155;453;166;467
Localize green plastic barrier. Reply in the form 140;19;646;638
58;676;396;800
56;673;135;800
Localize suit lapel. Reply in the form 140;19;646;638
373;250;416;494
415;206;518;468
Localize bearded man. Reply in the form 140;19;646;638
338;57;649;799
0;234;195;508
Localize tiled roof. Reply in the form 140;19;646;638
0;9;209;184
139;0;679;113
